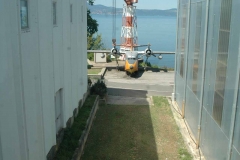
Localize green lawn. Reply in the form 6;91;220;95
88;69;102;74
81;97;192;160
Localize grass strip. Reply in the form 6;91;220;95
54;95;97;160
87;69;102;74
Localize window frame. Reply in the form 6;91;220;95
53;2;57;26
20;0;29;30
70;4;73;23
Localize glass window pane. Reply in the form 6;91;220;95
70;4;73;23
213;0;232;126
180;3;188;78
192;2;202;95
20;0;29;29
53;2;57;25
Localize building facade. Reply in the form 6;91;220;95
0;0;88;159
175;0;240;159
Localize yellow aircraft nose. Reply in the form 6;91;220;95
125;60;138;73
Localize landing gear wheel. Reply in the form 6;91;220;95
135;71;139;76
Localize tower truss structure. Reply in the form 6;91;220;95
120;0;138;52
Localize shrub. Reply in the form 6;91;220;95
90;80;107;98
88;78;92;86
87;52;94;61
107;55;112;62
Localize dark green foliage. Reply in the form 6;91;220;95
90;80;107;97
87;0;98;36
107;55;112;62
87;0;107;61
87;9;98;37
87;64;93;69
87;0;94;6
54;95;97;160
139;62;152;67
87;52;94;61
88;78;92;86
87;34;105;50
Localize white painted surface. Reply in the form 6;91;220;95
95;53;107;63
0;0;87;159
55;89;63;133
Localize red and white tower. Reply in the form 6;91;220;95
120;0;138;52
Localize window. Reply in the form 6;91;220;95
20;0;29;29
53;2;57;25
180;3;188;77
70;4;73;23
213;0;232;126
192;2;202;95
128;58;136;60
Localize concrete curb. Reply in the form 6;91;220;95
167;98;205;160
88;67;107;79
71;96;99;160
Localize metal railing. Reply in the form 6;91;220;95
87;50;175;55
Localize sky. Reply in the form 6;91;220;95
94;0;177;10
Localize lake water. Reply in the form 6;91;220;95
92;15;177;68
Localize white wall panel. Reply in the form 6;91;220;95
20;0;45;157
53;0;64;93
0;0;88;159
37;0;56;155
82;0;88;89
70;0;79;111
62;0;72;122
0;129;2;160
0;0;27;159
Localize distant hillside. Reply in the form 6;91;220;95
88;4;177;17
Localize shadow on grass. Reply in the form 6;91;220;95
81;105;159;160
81;96;192;160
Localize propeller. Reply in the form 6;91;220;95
111;47;121;69
144;44;154;57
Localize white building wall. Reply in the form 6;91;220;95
82;0;88;87
0;0;88;159
38;0;56;156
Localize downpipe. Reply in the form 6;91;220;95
227;47;240;160
182;0;191;118
196;0;209;149
173;0;180;102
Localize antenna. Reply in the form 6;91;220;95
112;0;116;46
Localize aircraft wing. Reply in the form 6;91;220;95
87;50;175;55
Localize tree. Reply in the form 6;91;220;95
87;0;98;37
87;34;105;50
87;0;109;62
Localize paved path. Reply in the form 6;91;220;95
107;95;153;105
105;69;174;97
88;59;125;68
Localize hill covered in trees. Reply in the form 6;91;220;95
88;4;177;17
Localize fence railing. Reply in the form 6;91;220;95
87;50;175;55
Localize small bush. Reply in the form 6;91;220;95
90;80;107;98
139;62;152;67
152;65;159;68
107;55;112;62
87;52;94;61
88;78;92;86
